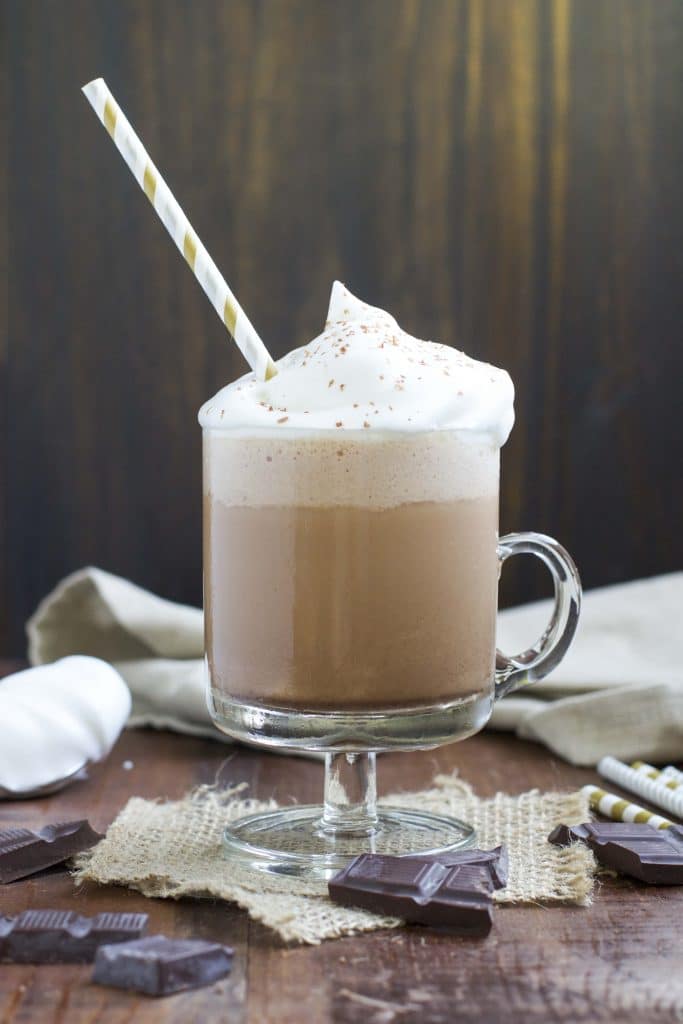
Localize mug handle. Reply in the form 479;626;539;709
495;532;582;700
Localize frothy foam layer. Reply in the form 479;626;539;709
204;432;499;508
199;283;514;446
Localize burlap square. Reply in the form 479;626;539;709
73;775;594;944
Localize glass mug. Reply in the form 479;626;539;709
203;427;581;878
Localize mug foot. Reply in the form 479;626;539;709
223;805;475;881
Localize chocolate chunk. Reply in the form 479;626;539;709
0;821;102;883
548;822;683;884
411;845;509;890
93;936;234;996
547;823;592;847
0;910;148;963
328;854;494;935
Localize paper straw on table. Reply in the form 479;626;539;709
582;784;672;829
662;765;683;785
598;756;683;820
630;760;682;791
82;78;277;382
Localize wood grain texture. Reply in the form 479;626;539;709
4;0;683;653
0;691;681;1023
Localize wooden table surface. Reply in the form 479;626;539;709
1;674;682;1022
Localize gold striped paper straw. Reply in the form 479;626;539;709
598;756;683;820
582;785;672;830
630;760;682;791
82;78;277;382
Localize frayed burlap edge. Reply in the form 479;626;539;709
73;774;594;944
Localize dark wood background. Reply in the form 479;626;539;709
3;0;683;655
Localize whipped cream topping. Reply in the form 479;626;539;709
199;283;514;446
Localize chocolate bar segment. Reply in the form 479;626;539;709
0;821;102;883
411;845;509;890
0;910;148;963
328;854;494;935
93;936;234;996
548;822;683;884
547;823;592;847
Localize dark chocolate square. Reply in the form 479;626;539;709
92;935;234;996
329;853;494;935
548;821;683;884
0;909;148;963
0;821;102;883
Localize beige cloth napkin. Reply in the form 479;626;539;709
493;573;683;764
27;568;211;739
73;775;594;944
27;567;683;765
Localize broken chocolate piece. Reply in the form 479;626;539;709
547;823;592;847
0;821;102;883
411;845;509;890
0;909;148;963
548;822;683;884
328;854;494;935
92;935;234;996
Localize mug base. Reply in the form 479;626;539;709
209;689;493;752
223;805;476;881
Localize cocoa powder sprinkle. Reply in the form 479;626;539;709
277;416;289;424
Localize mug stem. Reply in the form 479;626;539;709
320;752;378;836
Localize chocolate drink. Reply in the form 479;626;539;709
200;282;514;721
203;432;499;710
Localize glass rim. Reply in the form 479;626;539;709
200;423;502;447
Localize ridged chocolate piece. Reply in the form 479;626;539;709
547;823;592;847
411;845;509;890
548;821;683;884
0;821;102;883
93;936;234;996
328;854;494;935
0;909;148;963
